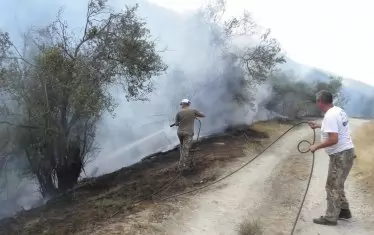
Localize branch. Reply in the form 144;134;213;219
0;120;58;133
9;41;35;66
0;121;39;129
74;1;114;57
55;17;74;59
74;2;92;57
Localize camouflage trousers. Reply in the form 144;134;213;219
325;148;356;221
177;132;193;171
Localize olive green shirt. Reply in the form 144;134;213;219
175;108;203;135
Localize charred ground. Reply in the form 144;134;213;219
0;119;296;235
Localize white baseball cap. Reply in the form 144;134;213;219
180;98;190;105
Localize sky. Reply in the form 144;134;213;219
149;0;374;86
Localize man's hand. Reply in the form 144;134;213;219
308;121;320;129
309;144;319;153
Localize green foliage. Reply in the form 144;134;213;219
267;72;348;118
196;0;285;109
0;0;166;195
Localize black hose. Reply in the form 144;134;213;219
196;119;201;141
158;121;316;235
291;126;316;235
123;121;316;234
158;121;314;200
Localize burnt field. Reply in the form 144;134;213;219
0;119;295;235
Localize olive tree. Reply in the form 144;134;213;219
193;0;285;112
267;72;348;118
0;0;166;196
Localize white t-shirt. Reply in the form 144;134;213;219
320;106;354;155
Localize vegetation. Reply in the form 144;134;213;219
0;0;353;231
0;0;167;197
169;0;286;123
266;72;348;118
208;0;285;94
352;121;374;202
238;218;263;235
0;0;284;219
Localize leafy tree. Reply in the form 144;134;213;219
315;75;349;108
0;0;166;196
163;0;285;129
203;0;285;83
267;72;348;118
191;0;285;113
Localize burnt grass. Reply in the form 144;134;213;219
0;123;275;235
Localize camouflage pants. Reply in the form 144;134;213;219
177;132;193;171
325;148;356;221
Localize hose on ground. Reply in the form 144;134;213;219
156;121;316;235
118;121;317;235
158;121;315;202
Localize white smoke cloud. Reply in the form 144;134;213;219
0;0;275;217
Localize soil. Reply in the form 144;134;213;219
295;119;374;235
2;119;372;235
88;119;374;235
0;120;288;235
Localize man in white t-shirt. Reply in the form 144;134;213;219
308;90;356;226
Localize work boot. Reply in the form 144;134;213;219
339;209;352;219
313;216;337;226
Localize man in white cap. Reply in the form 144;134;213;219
172;98;205;172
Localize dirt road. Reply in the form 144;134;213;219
158;119;373;235
295;119;374;235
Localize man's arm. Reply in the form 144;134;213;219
194;109;205;118
175;113;180;125
311;116;339;152
170;113;180;127
315;132;338;149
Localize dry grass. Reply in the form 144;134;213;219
251;120;291;135
351;121;374;201
238;218;263;235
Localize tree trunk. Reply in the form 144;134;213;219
38;172;58;198
56;141;82;192
25;148;58;198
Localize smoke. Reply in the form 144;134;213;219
84;0;275;175
0;0;275;217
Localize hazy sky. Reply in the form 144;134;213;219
150;0;374;86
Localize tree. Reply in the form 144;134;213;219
161;0;285;129
202;0;285;84
0;0;166;197
315;75;349;108
191;0;285;115
266;72;348;118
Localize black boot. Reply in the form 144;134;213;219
339;209;352;219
